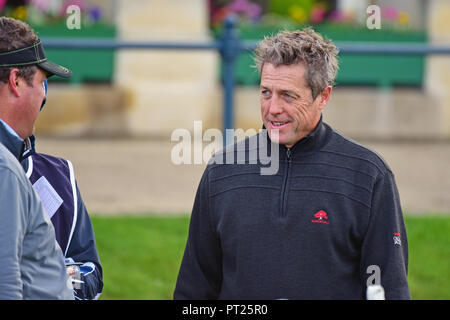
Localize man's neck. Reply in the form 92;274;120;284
0;118;22;140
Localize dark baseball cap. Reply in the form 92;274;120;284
0;40;72;78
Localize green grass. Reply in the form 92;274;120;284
405;215;450;300
91;215;190;299
91;214;450;300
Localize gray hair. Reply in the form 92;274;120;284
254;28;339;100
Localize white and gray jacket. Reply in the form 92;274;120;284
0;120;73;300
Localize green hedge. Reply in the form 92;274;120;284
33;23;116;83
216;24;427;87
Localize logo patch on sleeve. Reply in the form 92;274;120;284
393;232;402;246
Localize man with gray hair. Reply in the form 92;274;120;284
174;28;410;300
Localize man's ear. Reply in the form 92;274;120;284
8;68;21;97
317;86;332;111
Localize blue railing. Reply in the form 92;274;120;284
41;16;450;138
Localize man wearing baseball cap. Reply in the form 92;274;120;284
0;16;73;299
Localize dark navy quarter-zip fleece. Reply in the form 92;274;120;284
174;119;410;300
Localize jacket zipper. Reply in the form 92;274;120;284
280;148;292;218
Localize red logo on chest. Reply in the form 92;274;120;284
312;210;329;224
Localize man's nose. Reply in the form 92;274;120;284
268;95;283;115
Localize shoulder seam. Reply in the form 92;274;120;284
327;129;391;173
0;164;32;190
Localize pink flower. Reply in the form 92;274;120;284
60;0;86;16
227;0;261;21
382;6;398;20
310;4;326;24
328;10;343;22
0;0;6;12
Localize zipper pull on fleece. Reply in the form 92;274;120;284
286;148;292;161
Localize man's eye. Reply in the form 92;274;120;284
283;92;294;99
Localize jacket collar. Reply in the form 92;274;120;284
263;115;330;160
0;120;33;162
22;135;36;160
285;115;328;153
